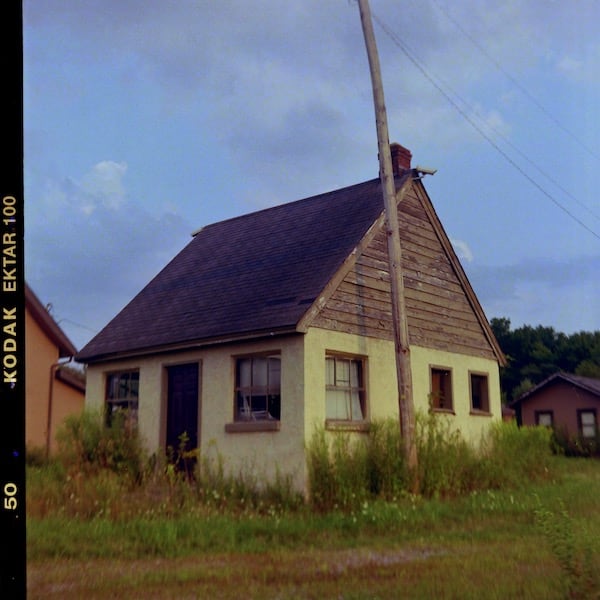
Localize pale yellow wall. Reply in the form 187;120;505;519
303;328;400;430
304;328;501;447
410;346;502;444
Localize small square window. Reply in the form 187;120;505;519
325;355;366;421
430;367;452;411
105;370;139;427
535;411;553;428
578;410;597;439
235;354;280;422
470;373;489;413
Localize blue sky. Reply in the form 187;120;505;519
24;0;600;352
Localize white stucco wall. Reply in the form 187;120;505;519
85;335;308;490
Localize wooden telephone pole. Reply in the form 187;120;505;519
357;0;418;477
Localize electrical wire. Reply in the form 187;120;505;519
430;0;600;163
371;11;600;242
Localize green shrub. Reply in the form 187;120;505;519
307;427;370;511
551;425;599;458
414;412;480;498
307;420;408;510
55;409;147;481
365;419;407;499
480;421;553;489
307;415;557;509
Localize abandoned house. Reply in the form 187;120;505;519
76;144;505;492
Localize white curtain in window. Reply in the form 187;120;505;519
326;358;363;420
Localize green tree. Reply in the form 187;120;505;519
490;319;600;403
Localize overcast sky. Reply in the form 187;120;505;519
24;0;600;353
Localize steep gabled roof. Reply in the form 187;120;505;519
77;177;402;362
26;283;78;357
76;169;504;365
512;372;600;406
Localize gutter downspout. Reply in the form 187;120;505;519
46;357;73;458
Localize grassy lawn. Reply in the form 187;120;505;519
27;457;600;599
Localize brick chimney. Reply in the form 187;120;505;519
390;143;412;175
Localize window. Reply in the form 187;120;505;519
430;367;452;411
235;354;280;421
106;370;139;426
578;410;597;439
535;411;554;428
326;355;366;421
470;373;490;413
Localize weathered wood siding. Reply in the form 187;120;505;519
311;184;497;360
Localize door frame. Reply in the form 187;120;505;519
160;360;202;456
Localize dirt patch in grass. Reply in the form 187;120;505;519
28;547;440;599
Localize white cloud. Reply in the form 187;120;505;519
451;239;474;263
80;161;128;211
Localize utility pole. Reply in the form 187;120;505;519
357;0;418;479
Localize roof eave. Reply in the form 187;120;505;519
25;283;78;356
76;326;301;364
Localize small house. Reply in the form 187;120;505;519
511;372;600;441
76;145;505;492
26;283;85;454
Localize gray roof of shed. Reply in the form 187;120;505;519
77;176;402;362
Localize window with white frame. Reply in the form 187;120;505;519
105;370;139;427
578;410;597;439
325;355;366;421
235;354;281;421
535;411;554;428
470;373;490;413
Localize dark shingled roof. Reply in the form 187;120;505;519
512;372;600;405
77;177;400;362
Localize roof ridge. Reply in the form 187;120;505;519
193;178;381;235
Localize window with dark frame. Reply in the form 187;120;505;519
105;370;139;427
325;355;366;421
235;354;281;421
535;411;554;428
470;373;490;413
430;367;452;411
578;410;597;439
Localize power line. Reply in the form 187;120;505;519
384;22;600;225
430;0;600;163
371;12;600;242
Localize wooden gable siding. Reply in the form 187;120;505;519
311;184;497;361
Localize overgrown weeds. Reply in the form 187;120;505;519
29;410;556;520
307;413;555;510
55;409;146;482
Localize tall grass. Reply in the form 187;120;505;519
535;499;600;599
30;409;555;520
307;413;555;509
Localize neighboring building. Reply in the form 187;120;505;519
26;284;85;454
76;144;505;493
511;372;600;440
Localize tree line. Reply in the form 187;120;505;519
490;317;600;405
